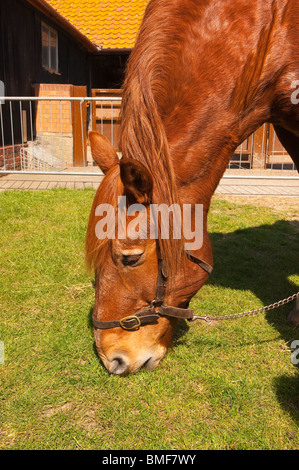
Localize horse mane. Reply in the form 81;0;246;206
85;165;123;272
86;1;204;276
119;1;185;275
85;160;184;277
230;0;287;116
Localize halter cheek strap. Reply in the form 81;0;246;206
92;251;213;331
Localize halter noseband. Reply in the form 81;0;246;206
92;251;213;331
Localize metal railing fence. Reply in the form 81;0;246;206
0;96;298;178
0;96;121;175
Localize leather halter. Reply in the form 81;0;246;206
92;251;213;331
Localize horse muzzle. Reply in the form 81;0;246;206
98;345;167;375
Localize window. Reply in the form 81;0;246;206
42;23;58;73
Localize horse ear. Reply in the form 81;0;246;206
88;131;118;173
119;158;153;204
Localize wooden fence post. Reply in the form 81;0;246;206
251;124;267;169
72;86;87;167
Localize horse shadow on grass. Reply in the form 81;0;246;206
188;219;299;424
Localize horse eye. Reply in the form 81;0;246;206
121;254;142;266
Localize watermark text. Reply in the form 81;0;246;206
95;197;203;251
291;80;299;105
291;340;299;365
0;341;4;365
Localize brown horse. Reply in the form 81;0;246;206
86;0;299;374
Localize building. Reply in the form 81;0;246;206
0;0;294;172
46;0;149;89
0;0;148;169
0;0;97;167
0;0;100;98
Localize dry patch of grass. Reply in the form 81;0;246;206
213;195;299;220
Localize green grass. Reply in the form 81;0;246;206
0;188;298;450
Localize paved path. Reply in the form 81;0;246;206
216;177;299;196
0;173;101;191
0;173;298;196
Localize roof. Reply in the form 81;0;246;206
46;0;149;50
26;0;98;52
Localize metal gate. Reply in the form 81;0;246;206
0;94;298;178
0;95;120;176
226;123;297;177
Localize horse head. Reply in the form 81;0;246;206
85;131;212;374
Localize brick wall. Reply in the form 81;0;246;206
32;84;88;167
35;84;73;134
34;84;74;166
0;144;23;170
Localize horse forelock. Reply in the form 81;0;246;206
85;165;123;273
85;162;185;279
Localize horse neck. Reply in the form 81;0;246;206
170;133;236;210
168;107;269;209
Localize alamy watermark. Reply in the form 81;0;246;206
0;80;4;105
95;196;203;251
291;80;299;105
0;341;4;365
291;340;299;365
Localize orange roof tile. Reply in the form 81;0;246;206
46;0;149;50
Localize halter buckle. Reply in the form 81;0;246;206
119;315;141;330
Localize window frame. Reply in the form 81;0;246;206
41;22;59;73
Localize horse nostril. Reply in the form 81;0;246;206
110;356;129;375
142;357;152;369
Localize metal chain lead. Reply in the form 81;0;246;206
191;292;299;323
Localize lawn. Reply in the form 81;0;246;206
0;188;298;450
